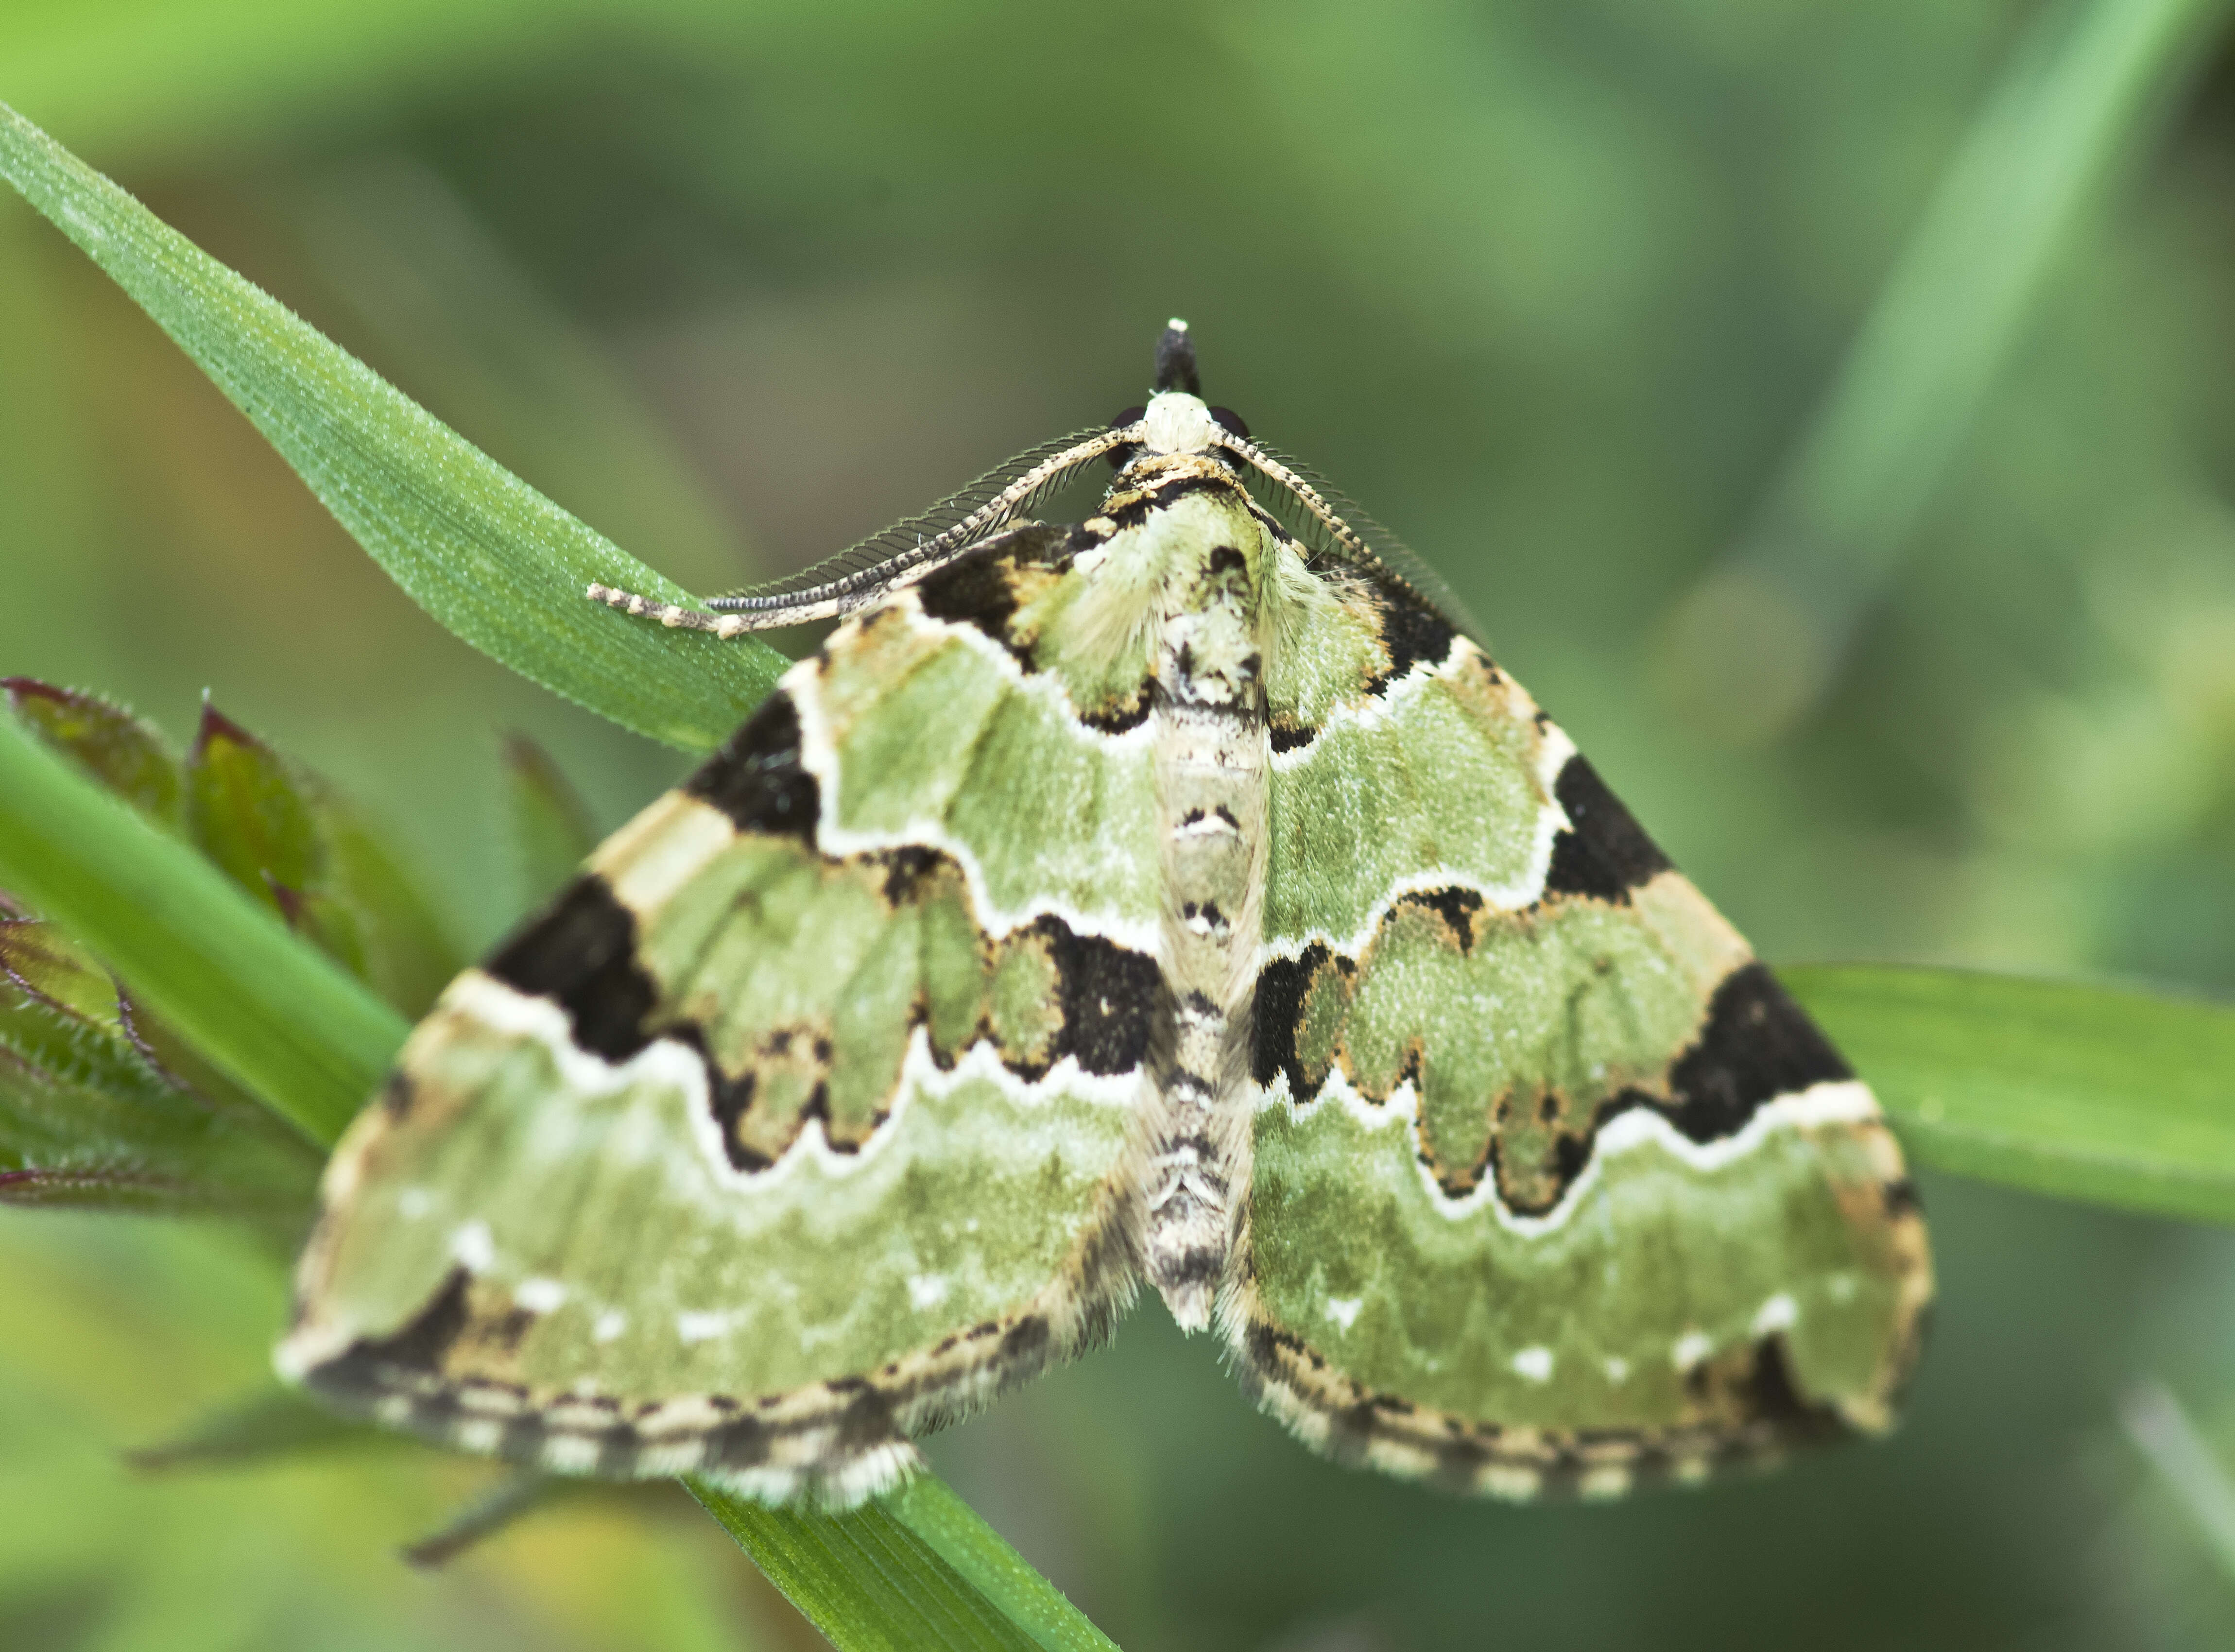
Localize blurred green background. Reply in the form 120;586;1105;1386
8;0;2235;1646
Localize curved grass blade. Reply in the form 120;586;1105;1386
881;1475;1120;1652
690;1479;1109;1652
0;713;403;1146
1786;963;2235;1225
0;101;783;753
2120;1379;2235;1583
1669;0;2230;738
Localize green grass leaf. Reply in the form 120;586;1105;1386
690;1478;1115;1652
1787;963;2235;1224
880;1476;1121;1652
1660;0;2230;739
0;99;784;753
1761;0;2224;590
0;712;404;1147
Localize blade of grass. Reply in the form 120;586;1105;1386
1667;0;2231;739
690;1480;1056;1652
881;1475;1121;1652
0;100;782;753
0;713;402;1146
1766;0;2226;588
295;155;761;600
2120;1379;2235;1584
1786;963;2235;1224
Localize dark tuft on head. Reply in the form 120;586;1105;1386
1155;319;1201;396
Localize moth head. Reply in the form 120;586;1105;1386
1112;318;1254;473
1139;392;1219;458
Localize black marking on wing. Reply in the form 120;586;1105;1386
1359;566;1457;695
685;690;820;845
1542;756;1673;905
1256;920;1852;1213
704;1411;774;1471
378;1071;416;1122
914;542;1033;669
1077;689;1152;737
307;1267;473;1397
1474;964;1852;1205
833;1384;899;1451
1264;565;1459;752
1235;1310;1858;1502
293;1080;1151;1504
875;844;948;905
1038;917;1163;1076
676;852;1158;1164
667;1023;770;1173
1395;885;1484;954
1720;1335;1849;1445
487;876;659;1063
1467;1122;1597;1218
1253;942;1334;1099
1000;1314;1052;1363
915;526;1150;733
1660;964;1853;1142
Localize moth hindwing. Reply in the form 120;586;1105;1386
281;320;1932;1508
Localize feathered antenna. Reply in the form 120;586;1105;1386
1210;429;1486;642
587;424;1134;633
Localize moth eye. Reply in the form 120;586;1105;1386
1106;406;1148;471
1209;406;1251;440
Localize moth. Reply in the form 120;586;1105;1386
280;322;1932;1508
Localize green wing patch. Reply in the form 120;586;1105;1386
806;526;1165;946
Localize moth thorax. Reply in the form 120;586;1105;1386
1141;392;1219;456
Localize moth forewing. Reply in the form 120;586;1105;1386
281;543;1165;1509
1228;573;1931;1496
283;320;1930;1509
